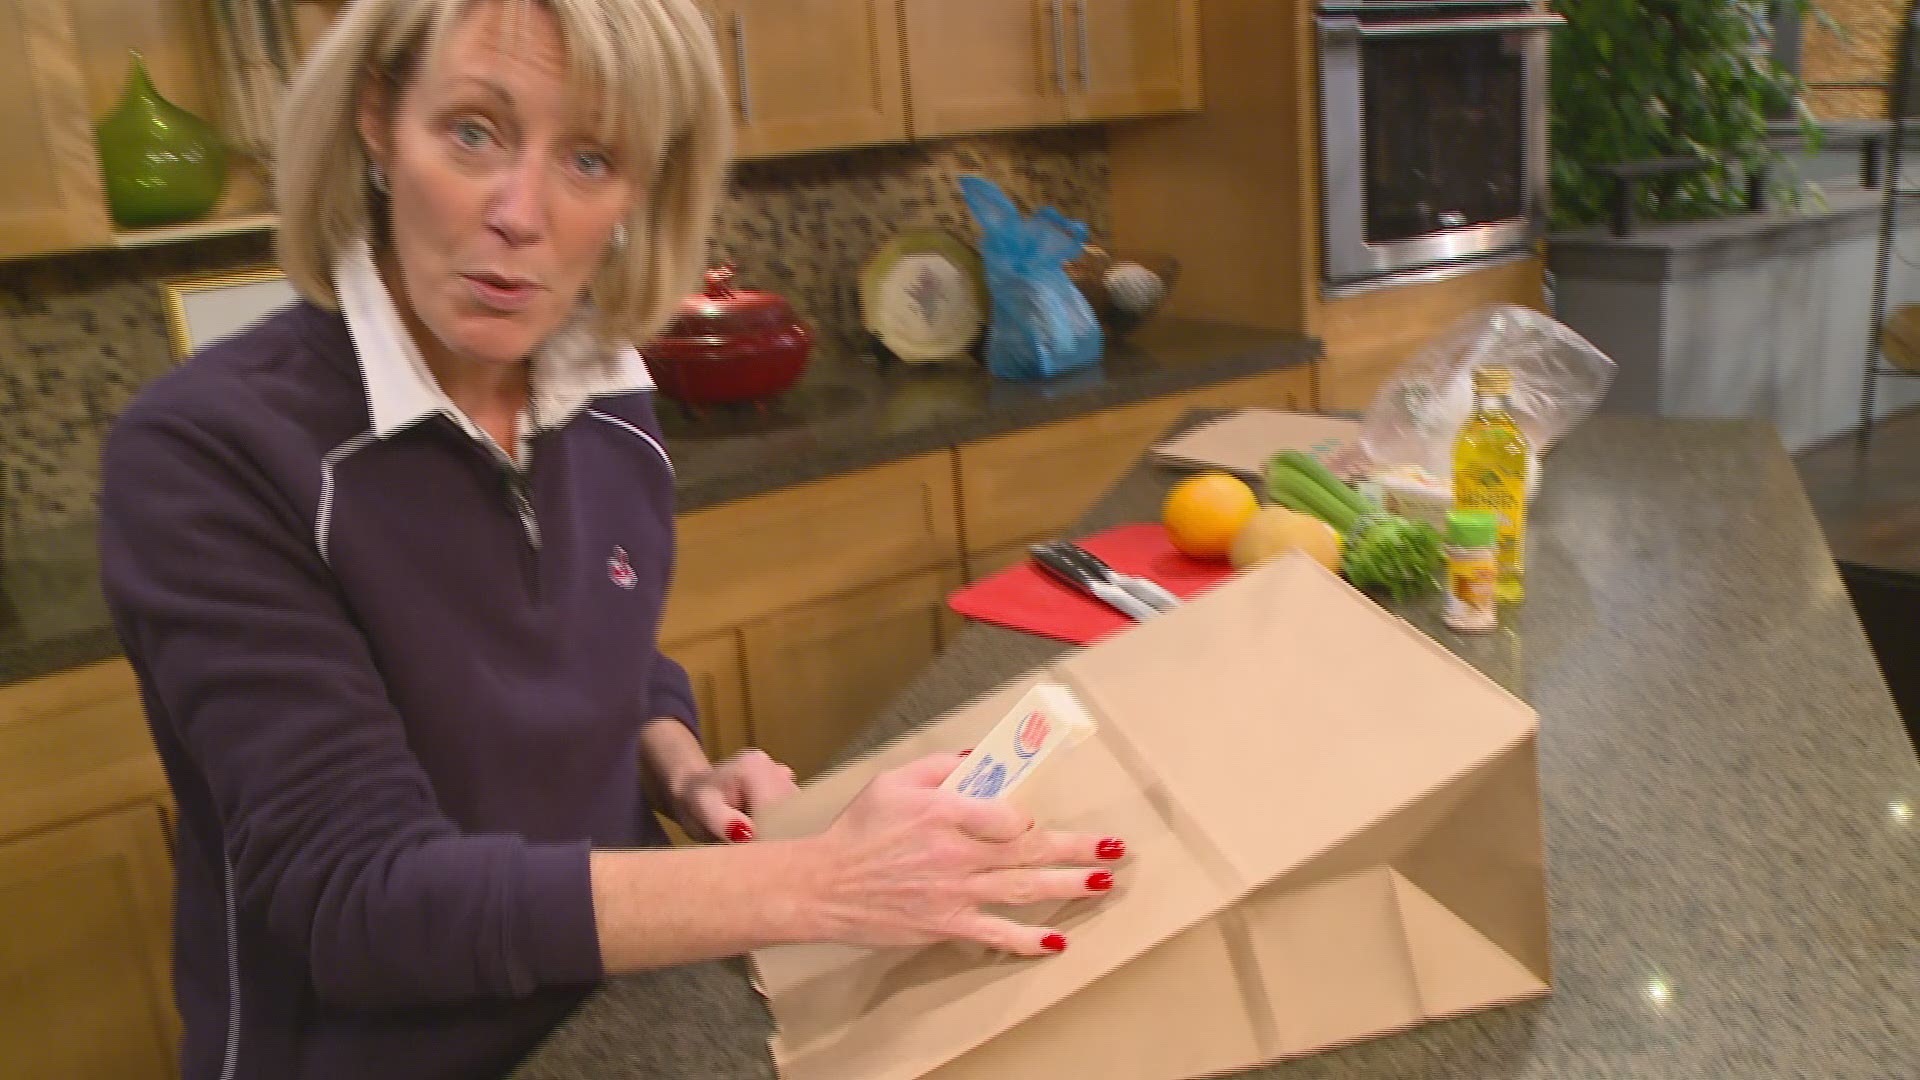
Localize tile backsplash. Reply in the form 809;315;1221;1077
715;129;1110;348
0;129;1109;542
0;234;277;544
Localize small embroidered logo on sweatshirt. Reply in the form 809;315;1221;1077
607;546;637;590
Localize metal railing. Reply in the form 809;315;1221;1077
1596;119;1899;237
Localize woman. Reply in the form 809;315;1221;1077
97;1;1122;1077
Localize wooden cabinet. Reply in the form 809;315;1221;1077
661;630;751;763
964;538;1040;584
662;450;964;782
663;451;962;642
901;0;1200;139
4;0;1201;260
1066;0;1202;122
654;631;750;844
956;367;1312;557
0;0;274;260
902;0;1066;138
1316;256;1545;411
742;567;961;781
0;660;177;1080
0;0;113;258
714;0;907;159
0;660;169;854
0;805;179;1080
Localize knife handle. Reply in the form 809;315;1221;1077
1030;545;1159;621
1031;543;1102;591
1121;576;1182;612
1088;579;1161;622
1058;542;1180;612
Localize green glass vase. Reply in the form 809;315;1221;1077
95;52;226;229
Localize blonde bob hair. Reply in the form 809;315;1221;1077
274;0;732;347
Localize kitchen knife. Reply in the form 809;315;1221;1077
1055;542;1182;612
1029;544;1162;622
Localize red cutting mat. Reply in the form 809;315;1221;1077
948;523;1237;645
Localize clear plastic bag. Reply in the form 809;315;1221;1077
1359;305;1616;489
959;175;1104;381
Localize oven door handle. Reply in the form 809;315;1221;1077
1351;13;1566;38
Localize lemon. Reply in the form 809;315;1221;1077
1228;507;1343;572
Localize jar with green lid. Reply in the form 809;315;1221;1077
1443;510;1500;633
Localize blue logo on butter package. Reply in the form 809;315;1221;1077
937;685;1094;802
955;756;1022;800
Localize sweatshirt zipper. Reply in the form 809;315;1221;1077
504;470;541;551
502;467;542;596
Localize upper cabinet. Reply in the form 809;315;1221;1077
0;0;1202;262
902;0;1201;139
704;0;906;161
1;0;272;261
902;0;1068;137
1066;0;1202;122
0;0;113;259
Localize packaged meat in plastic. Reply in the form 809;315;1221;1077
1359;305;1616;492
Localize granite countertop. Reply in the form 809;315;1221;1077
0;318;1316;686
0;521;123;687
658;317;1318;512
515;416;1920;1080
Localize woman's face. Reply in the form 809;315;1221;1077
358;0;635;368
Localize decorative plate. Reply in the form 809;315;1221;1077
859;230;987;363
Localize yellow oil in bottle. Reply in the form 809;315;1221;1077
1452;366;1529;602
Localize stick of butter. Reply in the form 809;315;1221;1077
941;682;1096;801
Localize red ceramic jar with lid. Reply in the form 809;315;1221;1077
646;266;812;407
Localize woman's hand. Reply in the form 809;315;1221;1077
638;719;798;844
675;749;799;844
799;753;1124;958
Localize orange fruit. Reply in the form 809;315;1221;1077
1162;472;1259;560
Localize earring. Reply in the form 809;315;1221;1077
611;222;628;250
368;162;389;194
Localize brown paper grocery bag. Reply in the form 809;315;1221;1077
1148;408;1364;480
752;555;1548;1080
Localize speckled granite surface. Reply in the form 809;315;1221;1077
514;416;1920;1080
0;320;1315;686
0;521;120;686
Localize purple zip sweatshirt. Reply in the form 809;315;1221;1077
98;298;695;1079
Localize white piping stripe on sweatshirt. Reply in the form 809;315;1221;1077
316;431;377;566
586;410;674;474
219;853;242;1080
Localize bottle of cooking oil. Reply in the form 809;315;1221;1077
1453;366;1529;602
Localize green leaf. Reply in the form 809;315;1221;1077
1551;0;1817;227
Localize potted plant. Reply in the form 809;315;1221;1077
1549;0;1820;228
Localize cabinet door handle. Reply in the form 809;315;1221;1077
731;12;753;123
1048;0;1068;96
1073;0;1091;93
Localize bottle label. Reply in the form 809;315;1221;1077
1455;475;1526;580
1445;548;1500;631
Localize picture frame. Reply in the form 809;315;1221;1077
160;267;299;361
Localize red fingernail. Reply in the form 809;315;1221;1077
1086;871;1114;892
1096;838;1126;861
1040;933;1068;954
959;749;971;757
726;820;754;843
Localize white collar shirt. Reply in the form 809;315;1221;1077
332;239;653;469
